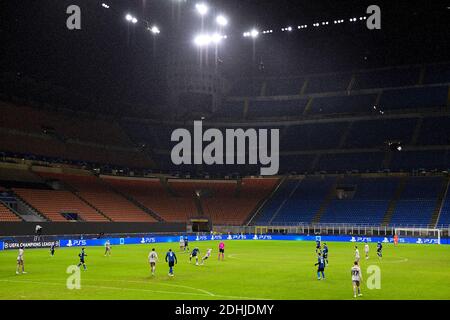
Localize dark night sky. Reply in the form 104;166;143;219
0;0;449;111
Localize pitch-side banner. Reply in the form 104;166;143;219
55;234;446;249
1;240;60;251
1;235;446;250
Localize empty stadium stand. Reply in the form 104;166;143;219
0;201;21;221
389;177;444;226
13;188;109;222
99;176;278;225
254;176;336;225
320;177;399;225
37;173;156;222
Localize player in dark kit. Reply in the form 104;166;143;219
377;242;383;259
50;243;55;257
189;247;200;265
184;236;189;252
315;252;326;280
322;243;329;265
77;248;87;270
165;249;177;276
315;240;321;254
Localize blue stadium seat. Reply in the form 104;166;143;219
309;94;377;115
305;73;352;93
379;86;448;110
437;185;450;227
389;150;450;171
321;177;399;224
281;123;347;151
255;177;336;225
353;67;421;90
214;102;244;119
389;177;442;227
345;118;417;148
265;77;305;96
247;99;308;119
315;153;385;173
417;117;450;146
424;63;450;84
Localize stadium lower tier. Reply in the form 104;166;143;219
1;167;450;228
253;176;450;228
0;169;278;225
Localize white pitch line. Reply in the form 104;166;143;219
87;278;215;297
0;279;270;300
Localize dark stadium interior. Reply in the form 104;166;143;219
0;0;450;236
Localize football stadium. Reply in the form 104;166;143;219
1;0;450;304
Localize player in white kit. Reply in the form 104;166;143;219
179;237;185;252
354;245;360;263
148;248;158;276
201;249;212;265
16;245;26;274
104;240;111;256
351;261;363;298
364;242;369;260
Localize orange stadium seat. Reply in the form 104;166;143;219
0;202;22;221
13;188;109;222
38;173;156;222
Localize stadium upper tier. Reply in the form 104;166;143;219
1;63;449;176
227;62;450;97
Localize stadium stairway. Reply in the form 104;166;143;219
10;190;49;222
381;177;407;226
311;177;341;224
0;200;23;221
58;180;112;222
98;177;165;222
268;178;303;224
245;176;287;225
429;176;450;228
160;177;178;197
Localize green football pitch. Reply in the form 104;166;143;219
0;240;449;300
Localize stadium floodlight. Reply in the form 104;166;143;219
150;26;160;34
101;3;110;9
194;34;211;47
196;3;208;16
250;29;259;38
125;14;138;24
216;15;228;27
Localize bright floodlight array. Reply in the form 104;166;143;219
125;14;138;24
243;29;259;38
149;26;160;34
194;33;227;47
101;3;110;9
195;3;208;16
216;15;228;27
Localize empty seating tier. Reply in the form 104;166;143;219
13;188;108;222
0;202;21;221
38;173;156;222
